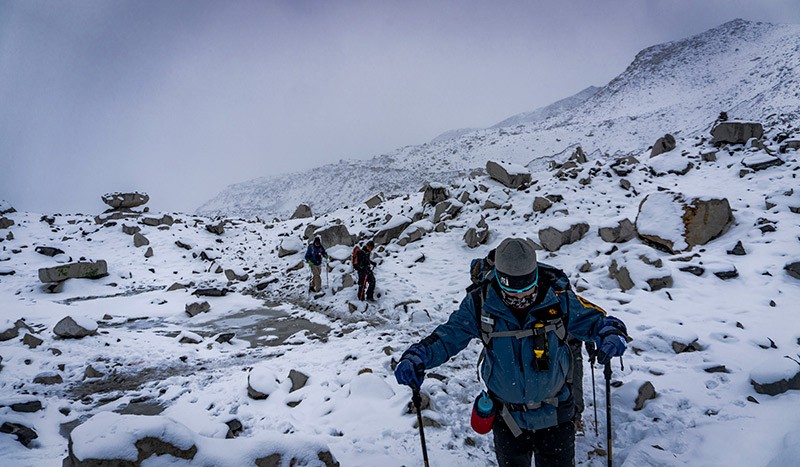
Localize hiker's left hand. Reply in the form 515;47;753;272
597;334;626;364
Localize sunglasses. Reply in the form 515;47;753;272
496;269;539;294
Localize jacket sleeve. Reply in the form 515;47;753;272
561;289;607;342
304;246;312;262
422;294;481;369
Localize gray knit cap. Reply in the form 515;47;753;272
494;238;538;291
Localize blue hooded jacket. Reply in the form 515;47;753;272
421;263;609;431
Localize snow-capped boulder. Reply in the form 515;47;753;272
648;152;693;176
464;218;490;248
224;268;249;282
779;139;800;153
205;221;225;235
101;192;149;209
33;372;63;385
636;191;732;253
53;316;98;339
122;224;141;235
278;237;304;258
741;153;785;171
538;222;589;252
178;330;203;344
486;160;531;189
710;121;764;144
598;218;636;243
533;196;552;213
374;215;412;245
433;199;462;223
142;214;174;227
349;372;395;400
483;189;510;210
38;260;109;283
398;220;434;246
0;267;14;276
422;183;449;207
247;366;281;400
0;421;37;447
750;356;800;396
785;261;800;280
315;223;354;247
291;203;313;219
650;134;676;157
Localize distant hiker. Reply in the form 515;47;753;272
355;240;376;301
469;249;496;285
395;237;629;467
305;236;328;293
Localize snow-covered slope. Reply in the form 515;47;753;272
198;19;800;219
490;85;600;129
2;117;800;465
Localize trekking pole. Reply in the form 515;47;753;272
604;361;613;467
325;259;329;289
412;388;430;467
587;342;599;436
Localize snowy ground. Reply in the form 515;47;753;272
1;128;800;466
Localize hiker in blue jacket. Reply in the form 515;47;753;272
469;248;496;285
304;236;328;293
395;237;628;467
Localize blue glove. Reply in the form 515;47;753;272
595;316;628;364
394;344;427;389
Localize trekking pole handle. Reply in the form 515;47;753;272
412;388;430;467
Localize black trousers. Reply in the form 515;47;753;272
492;417;575;467
356;269;375;300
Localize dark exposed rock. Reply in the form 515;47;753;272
532;197;552;213
38;260;108;283
142;214;174;227
742;154;784;171
374;216;412;245
225;419;243;439
0;217;14;229
711;121;764;145
679;265;705;276
650;134;676;157
54;316;97;338
539;223;589;252
144;247;153;258
599;218;636;243
23;333;43;349
751;357;800;396
34;372;63;385
193;288;228;297
714;267;739;280
288;369;309;393
35;246;65;257
0;422;38;447
704;365;729;374
486;160;532;189
672;339;701;353
784;261;800;280
206;222;225;235
315;224;355;247
215;333;235;344
422;183;449;206
9;400;43;413
727;241;746;255
609;260;634;291
85;365;104;379
133;233;150;247
102;192;149;209
364;192;385;208
175;240;192;250
634;381;657;410
291;203;313;219
646;275;673;291
185;301;211;317
122;224;141;235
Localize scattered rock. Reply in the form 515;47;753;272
672;339;702;354
102;192;149;209
215;333;235;344
178;330;203;344
464;220;490;248
0;422;38;447
38;260;109;283
634;381;657;410
710;121;764;144
278;237;304;258
206;222;225;235
35;246;65;257
142;214;174;227
33;372;63;385
315;224;355;247
486;160;532;189
122;224;141;235
750;356;800;396
193;288;227;297
609;260;634;291
727;241;746;256
288;369;309;393
742;154;785;171
433;200;463;223
374;216;413;245
133;233;150;247
0;217;14;229
224;269;249;282
713;267;739;280
225;419;243;439
599;218;636;243
54;316;98;338
650;134;676;157
9;400;43;413
364;192;385;208
291;203;313;219
704;365;729;374
784;261;800;280
85;365;104;379
185;301;211;317
646;275;673;291
539;223;589;252
144;247;154;258
422;183;449;206
679;265;705;276
22;333;43;349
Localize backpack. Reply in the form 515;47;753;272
352;244;361;267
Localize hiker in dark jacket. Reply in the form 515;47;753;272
304;236;328;293
355;240;376;301
396;237;629;467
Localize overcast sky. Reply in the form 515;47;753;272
2;0;799;214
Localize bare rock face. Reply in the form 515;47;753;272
710;121;764;144
650;134;676;157
636;191;732;253
54;316;98;338
422;183;449;207
291;203;313;219
315;224;354;247
102;192;149;209
538;223;589;252
486;160;532;189
38;260;109;283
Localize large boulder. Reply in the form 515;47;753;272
599;218;636;243
486;160;531;189
636;191;732;253
364;193;385;208
277;237;304;258
291;204;312;219
38;260;109;283
422;183;449;207
710;121;764;145
538;223;589;252
374;216;413;245
141;214;174;227
53;316;98;338
0;217;14;229
464;218;490;248
102;192;149;209
314;224;354;247
650;134;676;157
433;200;462;223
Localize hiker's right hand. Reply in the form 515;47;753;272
395;344;427;389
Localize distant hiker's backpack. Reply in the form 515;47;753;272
352;245;361;267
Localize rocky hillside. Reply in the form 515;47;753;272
198;19;800;219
